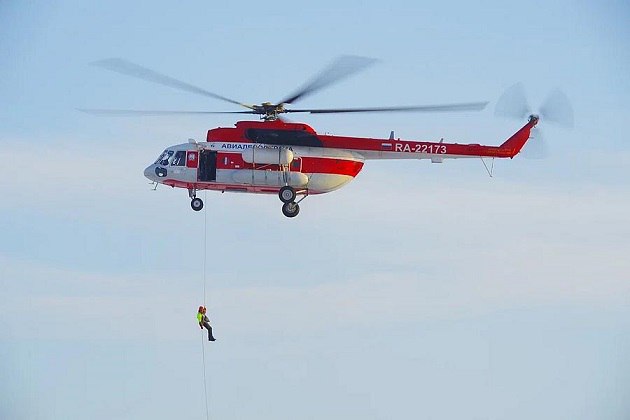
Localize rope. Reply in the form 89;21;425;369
201;333;210;420
203;189;208;307
200;189;210;420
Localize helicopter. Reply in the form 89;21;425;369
82;57;571;218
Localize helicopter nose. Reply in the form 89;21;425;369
144;165;155;180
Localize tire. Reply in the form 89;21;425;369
191;197;204;211
281;202;300;218
279;186;296;203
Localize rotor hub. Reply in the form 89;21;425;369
252;102;286;121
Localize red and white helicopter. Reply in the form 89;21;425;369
84;57;572;217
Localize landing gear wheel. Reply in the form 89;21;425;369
191;197;204;211
279;186;296;203
282;202;300;218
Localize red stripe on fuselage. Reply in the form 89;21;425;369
216;152;364;177
301;157;363;176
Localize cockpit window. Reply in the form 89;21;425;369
155;150;174;165
171;151;186;166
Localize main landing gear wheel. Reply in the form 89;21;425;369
191;197;204;211
279;186;296;203
282;201;300;218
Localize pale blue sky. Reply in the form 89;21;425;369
1;1;629;419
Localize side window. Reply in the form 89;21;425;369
171;151;186;166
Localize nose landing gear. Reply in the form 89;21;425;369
189;188;203;211
191;197;204;211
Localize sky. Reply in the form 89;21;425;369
1;1;629;419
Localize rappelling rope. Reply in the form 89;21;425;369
201;333;210;420
200;190;210;420
203;189;208;308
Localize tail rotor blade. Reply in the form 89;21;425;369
521;127;548;159
540;89;574;128
494;83;530;120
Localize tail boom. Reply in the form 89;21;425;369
318;116;538;160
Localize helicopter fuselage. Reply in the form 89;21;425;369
143;117;537;216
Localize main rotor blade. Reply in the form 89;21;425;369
91;58;253;109
540;89;574;128
78;108;255;116
286;101;488;114
494;83;530;120
279;55;378;105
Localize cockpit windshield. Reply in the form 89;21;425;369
155;150;174;165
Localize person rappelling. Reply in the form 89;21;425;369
197;306;216;342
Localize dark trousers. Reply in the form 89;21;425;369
203;321;215;341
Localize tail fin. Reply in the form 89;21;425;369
499;115;539;158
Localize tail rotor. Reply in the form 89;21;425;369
494;83;573;158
